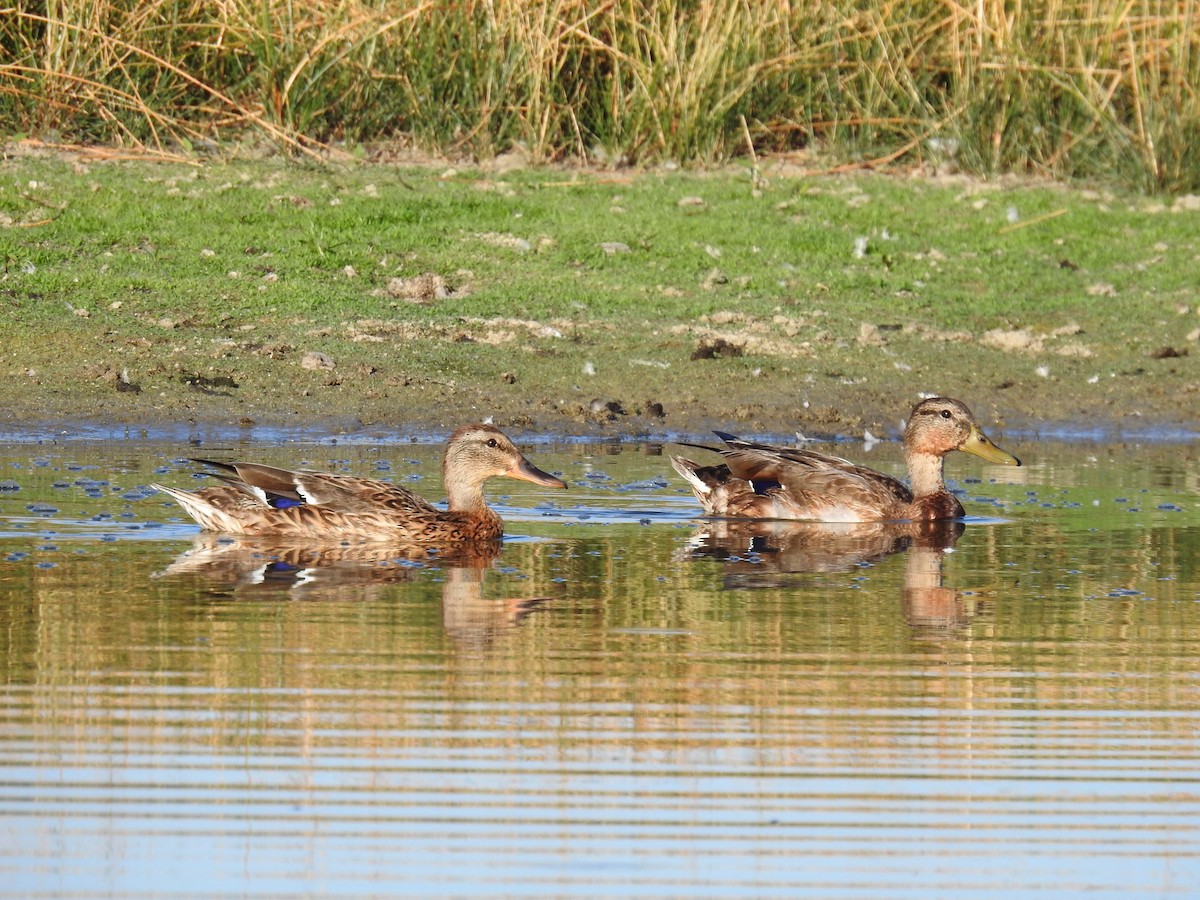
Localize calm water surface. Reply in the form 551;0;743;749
1;434;1198;897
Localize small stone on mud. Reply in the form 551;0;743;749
256;343;293;359
301;350;336;370
100;367;140;394
590;399;626;417
1149;346;1187;359
691;338;743;360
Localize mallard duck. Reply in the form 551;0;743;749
151;423;567;542
670;397;1020;522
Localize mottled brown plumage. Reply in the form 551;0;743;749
671;397;1020;522
151;424;566;543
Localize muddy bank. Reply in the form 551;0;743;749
2;348;1196;445
4;296;1197;445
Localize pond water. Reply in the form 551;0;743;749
1;433;1198;898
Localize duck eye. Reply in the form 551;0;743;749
486;438;498;448
940;410;952;419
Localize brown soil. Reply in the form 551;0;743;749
3;330;1196;444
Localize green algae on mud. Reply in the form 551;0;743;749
2;150;1199;442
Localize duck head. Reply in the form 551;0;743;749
904;398;1021;466
443;424;568;490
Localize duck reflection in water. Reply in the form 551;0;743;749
897;524;979;632
156;535;555;650
678;519;980;631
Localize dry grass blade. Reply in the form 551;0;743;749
0;0;1195;188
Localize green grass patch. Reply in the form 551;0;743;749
2;154;1199;437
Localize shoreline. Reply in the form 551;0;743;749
3;403;1196;447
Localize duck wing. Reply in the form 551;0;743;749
713;434;913;521
670;455;781;518
193;460;440;517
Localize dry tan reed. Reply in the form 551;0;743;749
1;0;1197;188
